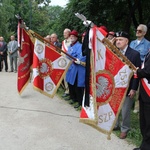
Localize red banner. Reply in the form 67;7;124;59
80;26;133;139
17;29;34;94
32;38;71;98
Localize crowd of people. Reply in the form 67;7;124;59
105;24;150;150
1;23;150;150
59;25;150;150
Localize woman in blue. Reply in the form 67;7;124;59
66;30;86;109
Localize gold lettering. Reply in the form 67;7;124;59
109;89;123;110
97;49;103;60
98;111;113;123
119;69;128;85
108;111;113;120
99;115;103;123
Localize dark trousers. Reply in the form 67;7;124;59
0;55;8;71
139;99;150;150
68;75;84;105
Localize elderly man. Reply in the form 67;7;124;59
50;33;62;48
7;35;18;73
114;31;141;139
0;36;8;72
130;24;150;113
130;24;150;63
66;30;86;109
44;35;51;46
62;28;71;52
61;28;71;97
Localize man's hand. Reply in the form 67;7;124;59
74;58;80;64
128;89;136;99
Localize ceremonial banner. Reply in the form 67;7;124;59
17;29;34;94
80;26;133;139
32;38;71;98
17;20;21;48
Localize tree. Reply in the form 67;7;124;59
0;0;15;41
0;0;150;42
57;0;150;40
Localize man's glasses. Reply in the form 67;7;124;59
136;29;143;33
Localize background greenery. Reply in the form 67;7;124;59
0;0;150;42
0;0;146;146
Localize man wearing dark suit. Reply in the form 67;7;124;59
50;33;62;48
133;51;150;150
114;31;141;139
0;36;8;72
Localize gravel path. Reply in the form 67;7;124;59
0;71;135;150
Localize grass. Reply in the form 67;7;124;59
128;111;142;146
56;85;82;111
56;85;65;96
113;109;142;147
57;86;142;146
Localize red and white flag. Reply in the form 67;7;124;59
17;29;34;94
80;26;133;139
32;38;71;98
141;63;150;96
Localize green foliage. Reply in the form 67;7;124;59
0;0;15;41
0;0;54;41
1;0;150;42
113;110;142;147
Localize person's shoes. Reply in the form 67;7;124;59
133;148;141;150
69;100;74;104
64;97;71;101
74;104;80;108
62;93;69;97
113;126;120;131
119;132;127;139
5;70;8;72
133;109;139;113
9;70;13;73
75;105;82;111
14;71;17;73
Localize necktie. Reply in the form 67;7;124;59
121;50;125;55
0;42;3;47
11;41;14;51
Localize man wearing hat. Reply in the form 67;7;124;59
66;30;86;109
114;31;141;139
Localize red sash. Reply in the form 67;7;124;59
62;41;68;52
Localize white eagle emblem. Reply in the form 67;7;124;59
96;76;112;99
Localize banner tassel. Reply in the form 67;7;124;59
107;134;111;140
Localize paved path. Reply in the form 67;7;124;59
0;71;135;150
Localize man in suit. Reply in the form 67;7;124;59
133;51;150;150
7;35;18;73
0;36;8;72
50;33;62;48
114;31;141;139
